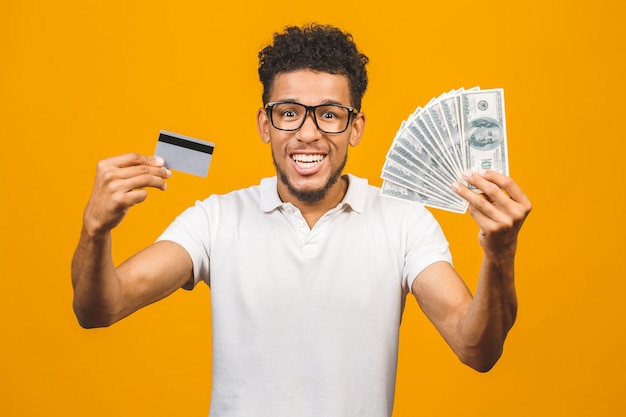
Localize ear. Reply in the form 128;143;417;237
257;107;271;144
348;112;366;147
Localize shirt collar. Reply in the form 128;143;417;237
260;176;282;212
259;174;367;214
340;174;366;214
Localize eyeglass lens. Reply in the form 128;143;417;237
270;103;351;133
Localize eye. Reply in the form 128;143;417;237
320;110;337;119
318;105;343;120
272;102;306;119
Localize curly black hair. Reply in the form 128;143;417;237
258;23;369;110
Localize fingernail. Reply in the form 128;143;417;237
451;181;461;190
478;169;487;176
155;156;165;165
462;170;472;179
165;168;172;177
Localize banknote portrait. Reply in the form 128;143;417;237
467;118;503;151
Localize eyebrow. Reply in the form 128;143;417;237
273;98;348;106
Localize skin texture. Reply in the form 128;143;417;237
71;153;193;328
71;69;532;373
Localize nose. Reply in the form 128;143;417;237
295;110;322;143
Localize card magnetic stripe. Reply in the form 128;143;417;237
158;133;214;154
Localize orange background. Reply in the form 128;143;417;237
2;0;625;416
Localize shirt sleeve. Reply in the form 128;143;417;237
156;197;215;290
402;205;452;292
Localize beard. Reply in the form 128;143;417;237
274;152;348;203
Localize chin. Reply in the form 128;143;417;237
282;174;333;203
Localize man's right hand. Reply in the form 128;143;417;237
72;153;193;328
83;153;171;236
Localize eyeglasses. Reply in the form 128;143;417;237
265;101;359;134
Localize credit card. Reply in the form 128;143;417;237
154;130;215;177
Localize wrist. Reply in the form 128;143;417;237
81;217;112;241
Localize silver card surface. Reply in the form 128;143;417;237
154;130;214;177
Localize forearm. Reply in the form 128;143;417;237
71;153;176;327
438;169;530;371
71;225;123;328
456;252;517;372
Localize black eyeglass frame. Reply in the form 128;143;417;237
264;101;360;134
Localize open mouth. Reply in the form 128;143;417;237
291;153;325;169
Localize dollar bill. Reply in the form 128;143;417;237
386;148;447;193
388;125;459;190
380;87;509;214
405;112;459;185
439;91;465;178
414;112;459;180
382;158;464;206
427;100;464;178
381;180;468;213
460;88;509;176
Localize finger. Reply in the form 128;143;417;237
115;172;169;192
117;164;172;181
105;153;166;169
462;170;513;210
96;158;171;195
453;180;507;222
457;171;532;231
474;170;531;209
119;188;150;207
96;154;167;183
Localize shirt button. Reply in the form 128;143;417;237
296;220;305;228
285;207;294;214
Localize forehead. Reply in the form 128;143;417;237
270;70;351;105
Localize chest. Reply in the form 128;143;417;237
209;206;407;321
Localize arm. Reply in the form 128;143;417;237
71;153;193;328
412;169;531;372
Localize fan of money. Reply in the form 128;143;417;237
380;88;509;213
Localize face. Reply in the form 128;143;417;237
470;126;501;147
257;70;365;204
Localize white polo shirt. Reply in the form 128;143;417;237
158;174;451;417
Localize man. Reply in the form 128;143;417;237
72;24;531;417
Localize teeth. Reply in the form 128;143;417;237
293;154;324;162
292;154;324;164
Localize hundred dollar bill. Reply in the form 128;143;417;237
381;158;464;206
438;91;465;177
413;111;460;181
442;87;480;171
380;180;468;213
386;147;454;197
380;86;509;213
381;171;457;209
384;125;469;212
405;112;459;185
460;88;509;177
427;100;464;178
388;126;459;192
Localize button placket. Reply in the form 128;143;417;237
281;204;310;236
